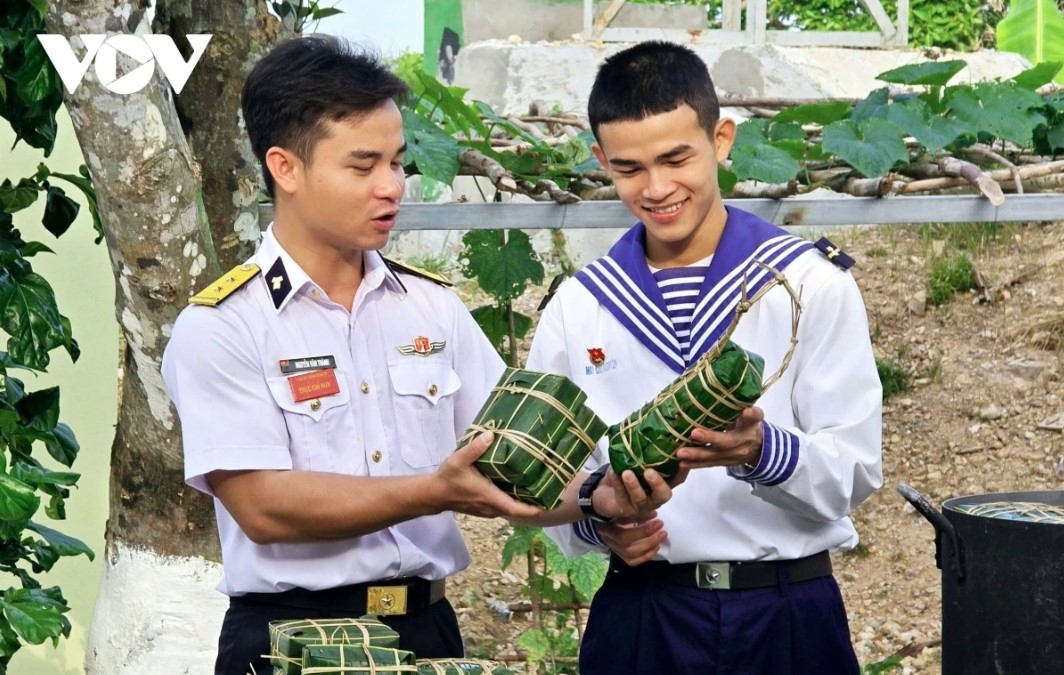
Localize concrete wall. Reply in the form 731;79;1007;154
462;0;705;43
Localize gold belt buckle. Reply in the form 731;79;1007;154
367;585;408;615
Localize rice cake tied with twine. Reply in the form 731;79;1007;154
608;262;803;485
301;644;416;674
954;501;1064;523
462;369;607;509
268;617;400;675
415;658;516;674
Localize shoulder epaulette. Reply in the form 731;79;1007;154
813;237;855;270
537;272;569;311
188;263;261;307
383;256;453;287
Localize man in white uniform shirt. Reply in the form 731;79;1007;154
526;41;883;674
163;36;672;675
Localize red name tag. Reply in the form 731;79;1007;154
288;369;340;402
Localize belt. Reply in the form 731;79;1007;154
608;551;833;591
237;577;446;616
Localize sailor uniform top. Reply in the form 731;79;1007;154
526;207;883;563
162;226;505;595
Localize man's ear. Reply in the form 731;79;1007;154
592;143;609;172
714;117;737;162
265;147;301;196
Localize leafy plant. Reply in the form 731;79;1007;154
876;356;911;400
862;654;904;673
928;253;977;305
997;0;1064;85
0;2;96;669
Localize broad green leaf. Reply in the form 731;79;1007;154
469;305;532;357
998;0;1064;85
1012;61;1064;90
41;187;78;238
717;166;737;193
400;109;461;185
15;35;54;104
21;242;53;257
27;523;94;561
11;465;79;489
729;144;800;183
734;119;768;147
1046;122;1064;151
850;87;891;122
822;119;909;178
0;474;40;538
515;629;550;661
460;229;543;303
0;619;21;661
566;553;607;601
768;121;805;142
413;72;488;139
947;83;1045;146
886;99;968;152
500;525;538;570
26;0;48;15
41;423;79;468
60;315;79;363
0;178;40;214
0;271;65;370
1;587;67;645
876;60;967;86
310;7;343;20
46;166;103;243
15;386;58;431
772;100;851;126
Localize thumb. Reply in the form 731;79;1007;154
455;430;494;461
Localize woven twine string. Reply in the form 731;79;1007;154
300;646;418;674
416;659;504;674
466;373;599;495
613;261;803;469
267;619;380;669
955;501;1064;523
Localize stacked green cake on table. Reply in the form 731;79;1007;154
269;617;513;674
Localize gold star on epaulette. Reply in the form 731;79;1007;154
188;263;261;307
383;256;453;287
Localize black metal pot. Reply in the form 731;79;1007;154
897;484;1064;675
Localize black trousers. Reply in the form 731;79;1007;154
214;591;463;675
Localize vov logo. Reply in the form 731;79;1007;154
37;34;212;95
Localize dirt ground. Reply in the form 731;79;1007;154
443;220;1064;674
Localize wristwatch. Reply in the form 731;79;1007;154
577;465;612;523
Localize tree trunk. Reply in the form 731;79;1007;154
44;2;282;672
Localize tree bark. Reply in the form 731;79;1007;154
44;2;286;672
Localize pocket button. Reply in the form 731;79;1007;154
309;399;321;411
428;384;438;396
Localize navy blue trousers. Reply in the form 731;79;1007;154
579;569;860;675
214;594;462;675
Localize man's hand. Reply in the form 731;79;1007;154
596;516;666;566
675;406;765;470
592;466;687;522
435;432;542;519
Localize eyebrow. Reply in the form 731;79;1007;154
346;142;408;161
609;143;694;168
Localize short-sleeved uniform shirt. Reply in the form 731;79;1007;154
162;226;505;595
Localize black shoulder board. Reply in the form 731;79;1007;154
382;256;453;287
813;237;855;270
537;272;569;311
189;263;261;307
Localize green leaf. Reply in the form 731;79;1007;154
46;166;103;243
1;587;67;645
1012;61;1064;90
401;109;461;185
729;144;800;184
566;552;607;601
460;229;543;303
1046;121;1064;151
27;523;94;561
15;386;58;431
413;72;488;139
310;7;343;20
41;187;78;238
876;60;967;86
998;0;1064;85
772;100;852;126
515;629;551;661
767;121;805;142
26;0;48;15
15;35;55;104
469;305;533;356
822;118;909;178
0;178;40;214
947;83;1044;147
0;474;41;539
500;525;538;570
734;119;768;146
850;87;891;122
10;465;79;489
41;423;79;468
717;166;737;193
21;242;53;257
885;99;968;152
0;271;65;370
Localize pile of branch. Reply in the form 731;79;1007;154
455;97;1064;205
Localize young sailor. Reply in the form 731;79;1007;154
526;40;883;674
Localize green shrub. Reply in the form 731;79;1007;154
927;253;976;305
877;357;910;400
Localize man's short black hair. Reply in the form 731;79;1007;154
588;40;720;141
241;35;410;197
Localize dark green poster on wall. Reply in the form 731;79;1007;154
423;0;464;82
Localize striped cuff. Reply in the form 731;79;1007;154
572;518;607;547
728;420;800;486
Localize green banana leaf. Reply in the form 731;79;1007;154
302;645;417;673
269;617;400;675
997;0;1064;84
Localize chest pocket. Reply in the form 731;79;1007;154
266;371;361;474
387;359;462;469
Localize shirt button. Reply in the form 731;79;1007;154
309;399;321;411
310;288;322;300
428;384;438;396
360;381;370;394
372;450;383;463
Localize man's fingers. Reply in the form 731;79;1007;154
454;431;494;462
